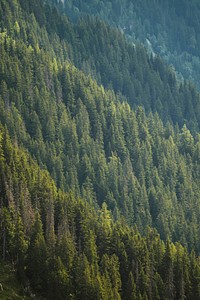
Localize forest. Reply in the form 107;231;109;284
50;0;200;90
0;0;200;299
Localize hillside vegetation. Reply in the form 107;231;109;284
50;0;200;90
0;0;200;248
0;124;200;299
2;0;200;131
0;0;200;299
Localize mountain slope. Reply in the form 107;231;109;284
1;0;200;299
0;124;200;300
50;0;200;91
2;0;200;132
0;0;200;251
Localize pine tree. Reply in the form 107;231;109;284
27;212;48;295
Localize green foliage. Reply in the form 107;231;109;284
52;0;200;92
0;0;200;251
1;0;200;132
0;0;200;299
0;262;32;300
0;125;199;299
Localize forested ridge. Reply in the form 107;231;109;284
49;0;200;90
0;0;200;299
2;0;200;132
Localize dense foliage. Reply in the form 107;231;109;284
2;0;200;132
50;0;200;90
0;0;200;299
0;0;200;248
1;125;200;300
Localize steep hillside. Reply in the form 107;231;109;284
50;0;200;90
0;0;200;251
1;0;200;299
2;0;200;132
0;124;200;300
